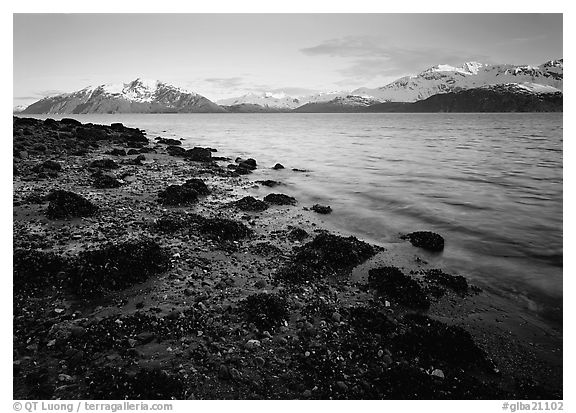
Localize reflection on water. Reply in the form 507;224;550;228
26;113;563;324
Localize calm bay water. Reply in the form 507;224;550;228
27;113;563;324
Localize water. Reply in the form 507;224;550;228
25;113;563;325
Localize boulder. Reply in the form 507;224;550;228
312;204;332;214
234;196;269;212
264;193;297;205
46;190;98;219
273;163;285;170
368;266;430;310
166;145;186;156
158;184;198;206
401;231;445;252
186;147;212;161
90;159;119;169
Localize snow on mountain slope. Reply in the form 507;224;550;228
23;79;225;114
353;59;563;103
217;92;302;109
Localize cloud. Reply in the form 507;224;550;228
203;77;245;88
301;36;491;81
36;89;65;97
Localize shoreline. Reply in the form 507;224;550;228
12;116;562;399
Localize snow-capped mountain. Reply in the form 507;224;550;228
353;59;563;102
217;92;302;110
294;95;381;113
22;78;225;114
13;105;28;113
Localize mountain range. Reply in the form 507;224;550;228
18;59;563;114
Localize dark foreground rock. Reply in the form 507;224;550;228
242;292;289;330
89;158;119;169
401;231;445;252
158;184;198;206
264;193;297;205
312;204;332;214
198;217;252;241
67;238;170;296
93;173;123;189
233;196;269;212
46;190;98;219
368;266;430;310
422;268;469;295
277;232;376;283
273;163;285;170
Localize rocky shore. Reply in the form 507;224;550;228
12;116;562;400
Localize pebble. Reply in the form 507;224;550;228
431;369;445;379
336;381;348;392
331;312;342;322
302;390;312;398
254;357;265;368
58;374;74;383
245;339;261;350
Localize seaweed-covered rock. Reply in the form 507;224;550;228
158;184;198;206
90;159;119;169
183;178;210;195
242;292;289;330
401;231;445;252
93;173;122;189
238;158;257;170
233;196;269;212
13;249;66;291
264;193;297;205
256;180;282;187
186;147;212;161
312;204;332;214
60;118;82;126
368;267;430;310
46;190;98;219
288;227;309;241
157;137;182;145
393;313;491;370
67;238;170;296
166;145;186;156
276;233;376;282
198;217;252;241
235;165;253;175
423;269;469;294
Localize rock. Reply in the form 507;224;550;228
184;288;194;296
336;381;348;392
255;180;282;187
70;325;86;338
431;369;445;378
276;233;376;283
183;178;210;195
401;231;445;252
110;122;124;130
288;227;309;241
34;160;62;172
166;145;186;156
67;238;170;296
198;217;252;241
245;339;261;350
272;163;285;170
254;280;267;289
186;147;212;161
93;173;122;189
136;332;156;344
238;158;257;170
218;365;230;380
368;267;430;310
302;389;312;398
158;184;198;206
234;196;269;212
90;159;119;169
157;138;182;145
58;374;74;383
422;269;469;294
61;118;82;126
107;148;127;156
312;204;332;214
46;190;98;219
264;193;297;205
331;312;342;322
382;355;393;365
254;357;265;368
235;165;252;175
127;149;140;155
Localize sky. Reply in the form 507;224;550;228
13;13;563;106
